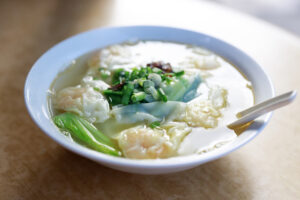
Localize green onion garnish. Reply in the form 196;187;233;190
102;63;187;106
174;70;185;77
121;82;134;105
131;92;146;103
103;89;123;96
93;87;100;92
157;88;168;102
149;121;161;129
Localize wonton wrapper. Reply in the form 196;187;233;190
118;122;191;159
177;86;227;128
54;86;110;123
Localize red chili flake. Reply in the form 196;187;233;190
146;61;173;73
109;82;125;91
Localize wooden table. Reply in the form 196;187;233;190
1;0;299;199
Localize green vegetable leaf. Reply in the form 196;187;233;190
53;112;122;156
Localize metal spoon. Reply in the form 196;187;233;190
227;90;297;129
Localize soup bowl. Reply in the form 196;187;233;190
24;26;274;174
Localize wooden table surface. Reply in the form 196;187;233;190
1;0;299;199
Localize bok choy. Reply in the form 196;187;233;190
53;112;122;156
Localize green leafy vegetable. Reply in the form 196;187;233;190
53;112;122;156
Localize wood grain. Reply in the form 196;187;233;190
0;0;299;199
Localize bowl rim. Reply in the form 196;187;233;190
24;25;274;170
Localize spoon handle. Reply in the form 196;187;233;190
228;90;297;128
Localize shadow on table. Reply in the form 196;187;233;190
21;149;254;200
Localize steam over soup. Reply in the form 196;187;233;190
50;41;254;159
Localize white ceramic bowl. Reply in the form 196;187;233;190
24;26;274;174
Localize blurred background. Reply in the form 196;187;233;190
209;0;300;35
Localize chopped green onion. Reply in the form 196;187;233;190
118;77;123;84
149;121;161;129
144;94;155;102
165;76;173;84
148;73;162;87
112;68;125;84
101;71;111;80
103;89;123;96
137;78;146;87
133;88;140;93
114;68;124;74
124;71;130;80
93;87;100;92
131;92;146;102
119;70;125;77
93;77;100;80
152;67;162;73
121;82;134;105
145;86;159;100
157;88;168;102
98;68;111;80
108;95;122;106
174;70;185;77
139;68;147;78
146;66;152;74
143;80;155;88
103;89;123;106
130;68;139;80
103;64;187;106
